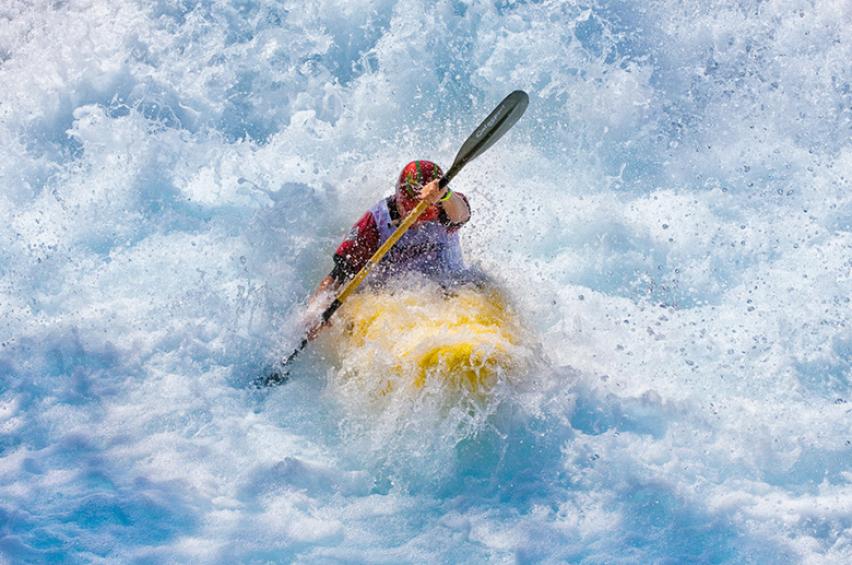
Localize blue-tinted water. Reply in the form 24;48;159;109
1;0;850;562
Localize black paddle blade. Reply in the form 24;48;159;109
254;365;290;388
444;90;529;182
254;337;308;387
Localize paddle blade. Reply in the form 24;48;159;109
445;90;529;181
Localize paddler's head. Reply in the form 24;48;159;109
396;160;444;222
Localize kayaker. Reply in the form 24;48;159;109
306;160;471;327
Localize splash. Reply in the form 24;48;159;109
316;276;538;481
332;277;529;392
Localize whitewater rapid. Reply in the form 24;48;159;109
1;0;850;562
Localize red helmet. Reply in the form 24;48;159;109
396;160;444;221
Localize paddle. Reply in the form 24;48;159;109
261;90;529;386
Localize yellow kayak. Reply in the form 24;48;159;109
324;279;528;398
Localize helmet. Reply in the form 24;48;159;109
395;160;444;221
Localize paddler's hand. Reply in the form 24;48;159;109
304;274;338;341
304;309;334;341
419;178;470;224
306;320;327;341
418;179;447;205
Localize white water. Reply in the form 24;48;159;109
1;0;850;562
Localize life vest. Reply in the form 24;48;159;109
368;196;465;283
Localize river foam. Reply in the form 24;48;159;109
1;0;850;562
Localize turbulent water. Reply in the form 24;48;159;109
1;0;850;562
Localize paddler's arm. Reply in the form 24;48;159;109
419;179;470;225
308;259;348;309
305;210;379;339
310;274;340;303
302;274;339;340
